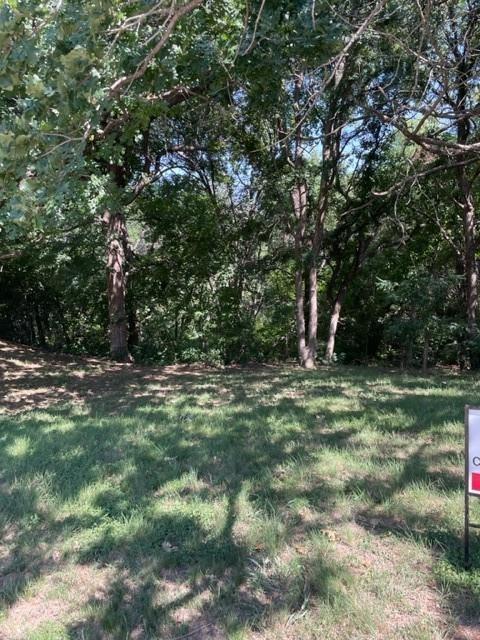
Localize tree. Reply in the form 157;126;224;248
0;0;243;359
370;0;480;365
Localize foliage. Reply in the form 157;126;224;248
0;1;479;368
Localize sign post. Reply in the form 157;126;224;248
464;406;480;568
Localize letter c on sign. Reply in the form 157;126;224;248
473;456;480;466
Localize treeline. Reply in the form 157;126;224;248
0;0;479;370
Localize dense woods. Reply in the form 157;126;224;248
1;0;479;370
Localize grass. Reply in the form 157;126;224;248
1;341;480;638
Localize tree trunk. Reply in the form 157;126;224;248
325;295;343;362
422;330;429;373
304;270;310;341
293;263;318;369
293;180;313;367
324;238;367;363
34;304;46;347
55;300;71;349
455;33;478;367
104;209;130;361
295;266;309;365
306;264;318;367
28;312;36;345
458;165;478;347
289;72;319;369
308;90;346;367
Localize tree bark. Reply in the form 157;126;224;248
325;294;344;362
324;234;369;363
104;209;130;361
306;265;318;367
458;166;478;343
293;180;310;366
457;109;478;364
295;266;308;365
309;86;346;366
34;304;46;347
422;330;429;373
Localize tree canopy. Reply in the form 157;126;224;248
1;0;479;370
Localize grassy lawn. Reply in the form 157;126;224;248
1;341;480;639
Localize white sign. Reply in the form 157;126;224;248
468;407;480;495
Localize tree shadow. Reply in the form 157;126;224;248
1;343;479;636
0;360;355;637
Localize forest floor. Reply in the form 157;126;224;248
1;339;480;640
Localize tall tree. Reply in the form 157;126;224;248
370;0;480;364
0;0;243;359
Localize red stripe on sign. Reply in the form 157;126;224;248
472;473;480;491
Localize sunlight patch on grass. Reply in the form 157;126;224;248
0;363;478;638
5;435;31;458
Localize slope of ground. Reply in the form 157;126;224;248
0;339;479;639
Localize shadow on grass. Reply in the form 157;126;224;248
0;366;352;637
1;351;480;636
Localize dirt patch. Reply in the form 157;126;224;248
453;626;480;640
0;339;214;414
0;563;113;639
0;339;282;415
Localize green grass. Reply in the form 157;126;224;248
1;354;480;638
